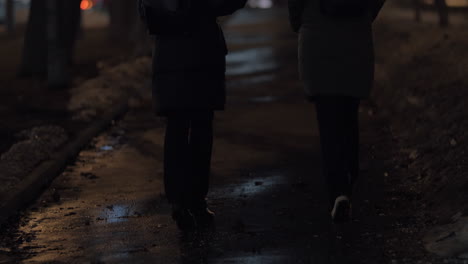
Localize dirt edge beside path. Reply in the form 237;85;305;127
0;57;152;228
373;17;468;262
0;101;127;227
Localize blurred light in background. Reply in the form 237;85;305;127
422;0;468;7
0;0;29;25
446;0;468;7
81;0;94;11
248;0;273;9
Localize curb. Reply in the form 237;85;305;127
0;99;128;227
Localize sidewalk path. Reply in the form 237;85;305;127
0;8;386;264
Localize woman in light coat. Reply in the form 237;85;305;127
288;0;385;222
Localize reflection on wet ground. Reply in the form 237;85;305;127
97;204;139;224
226;8;285;26
227;73;276;90
226;34;275;45
215;173;286;198
227;47;278;77
247;0;274;9
100;145;114;151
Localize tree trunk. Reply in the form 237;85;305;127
47;0;68;88
19;0;47;78
435;0;449;27
413;0;421;22
59;0;82;65
5;0;15;35
19;0;81;84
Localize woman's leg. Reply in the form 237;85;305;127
343;98;360;191
315;96;360;207
187;110;214;206
164;112;191;206
315;96;347;206
185;110;215;227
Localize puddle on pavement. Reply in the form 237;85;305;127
227;47;278;76
94;127;126;153
218;174;287;199
227;73;276;88
227;34;274;45
95;203;142;224
100;145;114;151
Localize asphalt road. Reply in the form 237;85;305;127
0;8;387;264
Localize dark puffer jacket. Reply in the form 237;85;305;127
138;0;247;115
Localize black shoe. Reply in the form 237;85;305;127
331;195;352;223
191;207;215;229
172;205;196;232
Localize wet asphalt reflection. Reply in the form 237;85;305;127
226;47;278;76
0;7;384;264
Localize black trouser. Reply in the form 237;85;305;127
164;110;214;208
314;96;360;206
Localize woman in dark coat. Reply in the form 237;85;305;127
139;0;246;231
288;0;385;222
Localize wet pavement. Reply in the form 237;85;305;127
0;8;386;264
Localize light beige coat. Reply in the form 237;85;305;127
288;0;385;98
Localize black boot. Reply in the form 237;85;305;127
172;204;196;232
190;200;215;229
